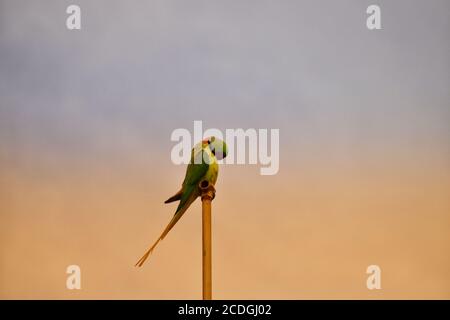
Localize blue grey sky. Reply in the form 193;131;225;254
1;0;449;169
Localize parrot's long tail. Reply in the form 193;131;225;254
135;195;198;267
134;213;183;267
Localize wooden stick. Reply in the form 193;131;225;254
199;180;215;300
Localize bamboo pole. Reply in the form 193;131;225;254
199;180;215;300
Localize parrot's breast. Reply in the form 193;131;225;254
204;161;218;185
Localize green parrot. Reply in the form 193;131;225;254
136;136;228;267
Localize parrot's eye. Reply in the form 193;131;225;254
207;140;211;145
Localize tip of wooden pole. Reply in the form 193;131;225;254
199;180;216;201
200;180;210;189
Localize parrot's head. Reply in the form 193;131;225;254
203;136;228;160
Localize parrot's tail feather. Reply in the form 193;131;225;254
164;190;183;203
135;238;161;267
135;200;194;267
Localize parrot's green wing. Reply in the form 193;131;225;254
182;148;210;186
176;148;210;214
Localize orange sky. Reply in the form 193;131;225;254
1;150;449;299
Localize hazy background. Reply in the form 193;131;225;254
0;0;449;299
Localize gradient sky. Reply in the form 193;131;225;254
0;0;449;299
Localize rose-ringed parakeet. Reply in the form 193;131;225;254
136;136;228;267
